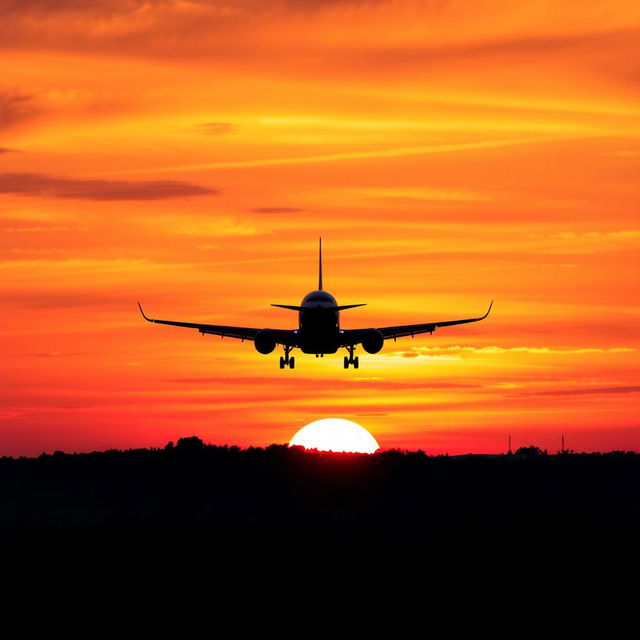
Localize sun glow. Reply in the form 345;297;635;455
289;418;380;454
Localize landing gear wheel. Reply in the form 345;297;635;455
344;346;358;369
280;345;295;369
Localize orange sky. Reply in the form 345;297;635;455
1;0;639;456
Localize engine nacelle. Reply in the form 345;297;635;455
361;329;384;354
254;329;277;354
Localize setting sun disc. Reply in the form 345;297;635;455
289;418;380;454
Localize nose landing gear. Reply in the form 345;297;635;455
343;345;359;369
279;345;295;369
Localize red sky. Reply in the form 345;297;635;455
1;0;639;456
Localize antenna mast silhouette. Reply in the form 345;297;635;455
318;237;323;290
508;434;512;455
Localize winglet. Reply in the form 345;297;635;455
482;300;494;320
138;301;154;323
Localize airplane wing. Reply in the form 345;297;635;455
341;301;493;344
376;301;493;341
138;303;295;344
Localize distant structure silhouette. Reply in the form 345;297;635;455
138;238;492;369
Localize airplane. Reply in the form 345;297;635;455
138;239;492;369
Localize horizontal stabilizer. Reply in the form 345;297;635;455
335;304;367;311
272;303;366;311
271;304;306;311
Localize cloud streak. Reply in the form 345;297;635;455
195;122;234;135
343;29;640;70
394;345;637;358
250;207;303;214
0;89;37;131
0;173;218;200
98;137;550;175
529;386;640;396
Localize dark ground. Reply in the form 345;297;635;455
2;438;639;568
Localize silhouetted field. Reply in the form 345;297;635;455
2;437;639;572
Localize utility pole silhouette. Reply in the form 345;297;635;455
508;434;512;455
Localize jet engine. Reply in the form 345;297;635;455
361;329;384;354
254;330;277;354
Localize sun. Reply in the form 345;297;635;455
289;418;380;454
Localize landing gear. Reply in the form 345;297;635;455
279;345;295;369
343;346;359;369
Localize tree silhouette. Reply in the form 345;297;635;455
515;445;546;457
0;440;637;567
175;436;204;450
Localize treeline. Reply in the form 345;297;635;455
1;437;639;560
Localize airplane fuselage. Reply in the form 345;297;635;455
297;290;341;354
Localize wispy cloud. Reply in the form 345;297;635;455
250;207;303;214
0;173;217;200
346;29;640;71
3;292;136;309
195;122;234;135
340;186;494;203
611;149;640;157
166;215;263;237
528;230;640;241
392;345;637;359
24;352;87;358
1;225;72;232
0;89;37;131
96;137;551;175
529;385;640;396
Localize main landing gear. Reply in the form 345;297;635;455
279;345;295;369
343;345;359;369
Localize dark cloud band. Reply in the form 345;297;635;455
0;89;37;131
0;172;218;200
532;386;640;396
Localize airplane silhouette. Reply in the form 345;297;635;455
138;239;492;369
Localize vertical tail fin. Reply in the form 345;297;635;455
318;237;323;290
